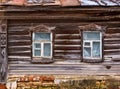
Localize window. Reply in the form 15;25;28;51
83;31;102;59
32;32;52;58
79;23;106;62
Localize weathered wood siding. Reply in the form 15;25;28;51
6;6;120;75
104;28;120;61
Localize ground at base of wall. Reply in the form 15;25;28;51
6;75;120;89
0;84;7;89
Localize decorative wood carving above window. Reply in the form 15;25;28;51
79;23;107;32
78;23;107;63
30;24;56;33
30;24;56;64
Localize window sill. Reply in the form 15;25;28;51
32;57;54;64
83;58;103;63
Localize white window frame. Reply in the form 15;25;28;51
32;32;52;58
83;31;102;59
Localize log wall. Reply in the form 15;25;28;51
5;6;120;75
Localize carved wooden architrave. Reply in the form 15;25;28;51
0;19;8;83
78;23;107;63
29;24;56;64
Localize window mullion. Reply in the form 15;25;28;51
41;42;44;57
83;40;85;57
33;42;35;57
100;33;102;58
50;42;52;57
32;33;34;41
32;33;35;57
91;41;93;58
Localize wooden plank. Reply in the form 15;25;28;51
55;30;79;34
8;52;31;56
104;40;120;44
54;46;81;50
8;41;31;46
8;46;31;51
8;69;120;75
106;28;120;33
8;50;31;56
8;58;31;61
55;34;80;39
54;45;80;47
54;50;81;53
104;51;120;55
4;6;120;12
54;52;81;55
9;50;31;53
2;14;120;21
8;35;31;40
8;21;120;27
104;33;120;38
8;40;30;43
104;44;120;48
8;31;29;35
8;63;120;67
54;40;81;45
8;66;120;71
104;38;120;41
104;49;120;53
8;56;31;60
54;54;81;59
104;55;120;59
8;27;28;31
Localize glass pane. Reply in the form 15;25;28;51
34;50;41;56
34;43;41;49
34;33;51;41
44;43;51;56
84;42;90;46
93;42;100;57
83;32;100;40
83;47;91;57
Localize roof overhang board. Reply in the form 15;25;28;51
0;0;119;6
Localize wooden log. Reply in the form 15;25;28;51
104;38;120;41
55;30;79;34
8;56;31;62
8;46;31;51
8;27;28;31
106;28;120;33
104;33;120;38
8;22;120;28
54;40;81;45
54;50;81;53
8;31;29;35
54;45;80;47
54;46;81;50
104;40;120;44
104;44;120;47
8;35;31;40
55;34;80;39
104;51;120;55
8;52;31;56
2;14;120;21
8;58;31;61
104;49;120;52
8;41;31;46
54;51;81;55
8;40;30;43
104;55;120;58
